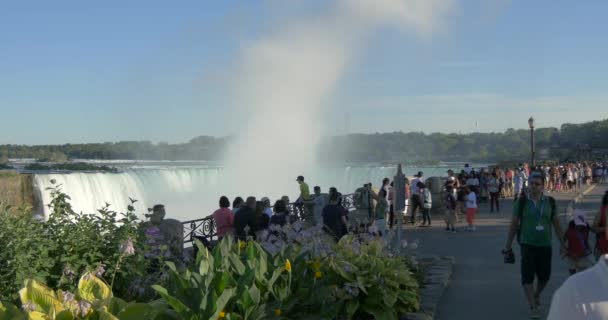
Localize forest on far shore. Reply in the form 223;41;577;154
1;118;607;164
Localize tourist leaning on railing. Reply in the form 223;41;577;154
212;196;234;239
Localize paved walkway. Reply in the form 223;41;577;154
397;183;607;320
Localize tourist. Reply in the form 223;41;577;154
381;177;390;199
504;167;514;197
591;191;608;258
296;175;313;224
234;196;258;241
502;173;563;319
547;254;608;319
310;186;328;225
487;172;501;213
353;183;372;227
388;181;394;229
232;196;244;215
212;196;234;239
466;172;480;200
255;201;270;231
418;182;432;227
444;183;457;233
322;191;348;241
464;186;477;231
260;197;273;218
409;171;424;224
563;211;593;275
514;167;527;199
464;163;472;175
370;188;389;235
270;199;288;227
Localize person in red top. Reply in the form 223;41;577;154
564;211;593;275
592;191;608;258
212;196;234;239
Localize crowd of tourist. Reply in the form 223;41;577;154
199;160;608;319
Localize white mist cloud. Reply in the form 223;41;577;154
220;0;455;200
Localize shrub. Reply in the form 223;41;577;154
0;272;176;320
152;224;420;320
0;183;148;303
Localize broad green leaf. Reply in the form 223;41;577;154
19;279;63;315
55;310;74;320
209;288;235;320
0;301;27;320
248;284;260;305
150;285;190;314
77;273;112;301
345;300;359;319
228;254;246;276
116;303;150;320
106;297;127;315
25;311;46;320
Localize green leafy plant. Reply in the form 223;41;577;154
0;183;149;303
0;272;176;320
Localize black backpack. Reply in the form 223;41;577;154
516;194;556;244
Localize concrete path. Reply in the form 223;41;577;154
397;183;607;320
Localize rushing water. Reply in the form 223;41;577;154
32;161;476;221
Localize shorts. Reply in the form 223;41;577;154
465;208;477;224
520;244;552;285
567;255;594;271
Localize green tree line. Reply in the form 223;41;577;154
1;119;606;163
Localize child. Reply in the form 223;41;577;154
418;182;432;227
564;212;593;275
464;186;477;231
444;183;457;232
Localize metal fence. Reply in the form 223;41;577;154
182;193;357;244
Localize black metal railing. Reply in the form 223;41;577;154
182;193;357;244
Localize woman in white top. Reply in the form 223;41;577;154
464;186;477;231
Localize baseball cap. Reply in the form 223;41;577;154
573;211;587;226
296;175;304;181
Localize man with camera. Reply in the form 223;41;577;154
502;172;565;319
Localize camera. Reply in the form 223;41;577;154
502;249;515;264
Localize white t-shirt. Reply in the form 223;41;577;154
465;192;477;209
548;255;608;320
410;178;422;195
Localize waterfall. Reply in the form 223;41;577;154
33;165;454;221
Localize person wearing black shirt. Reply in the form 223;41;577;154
322;191;348;241
234;196;258;241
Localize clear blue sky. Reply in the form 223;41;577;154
1;0;607;145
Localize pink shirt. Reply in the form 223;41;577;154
212;208;234;237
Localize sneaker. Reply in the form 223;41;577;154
530;307;540;319
451;228;457;233
445;227;450;232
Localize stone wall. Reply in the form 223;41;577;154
0;172;36;213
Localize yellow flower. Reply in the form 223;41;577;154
314;271;323;279
238;240;246;250
284;259;292;272
218;311;226;319
275;308;282;316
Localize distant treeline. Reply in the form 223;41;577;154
1;119;607;163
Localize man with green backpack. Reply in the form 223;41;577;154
503;172;565;319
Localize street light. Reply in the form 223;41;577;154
528;116;535;168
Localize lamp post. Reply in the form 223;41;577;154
528;116;535;168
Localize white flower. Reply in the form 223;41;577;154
120;238;135;256
94;264;106;277
22;301;36;312
76;300;91;317
62;291;76;303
